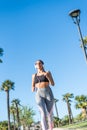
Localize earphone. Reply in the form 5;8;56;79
34;64;37;69
34;64;44;69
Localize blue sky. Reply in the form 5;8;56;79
0;0;87;122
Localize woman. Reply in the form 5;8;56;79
32;59;55;130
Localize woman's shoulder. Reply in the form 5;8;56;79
32;73;36;78
44;70;51;76
45;70;51;74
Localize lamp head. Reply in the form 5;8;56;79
69;9;81;18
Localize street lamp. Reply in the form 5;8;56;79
54;99;59;119
54;98;59;127
69;9;87;63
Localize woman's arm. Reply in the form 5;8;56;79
32;74;35;92
46;71;55;86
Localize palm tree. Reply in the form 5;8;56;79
62;115;69;125
0;48;4;63
0;121;8;129
11;99;21;129
62;93;74;124
53;116;60;128
1;80;15;130
75;95;87;120
10;105;17;130
19;106;35;129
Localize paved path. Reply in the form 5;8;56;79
53;128;87;130
53;128;82;130
53;128;75;130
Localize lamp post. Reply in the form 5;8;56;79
54;98;59;127
69;9;87;63
54;99;59;119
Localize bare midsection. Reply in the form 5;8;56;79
35;82;49;88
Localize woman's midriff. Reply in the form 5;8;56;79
35;82;49;88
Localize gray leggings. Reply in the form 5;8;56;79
35;86;54;130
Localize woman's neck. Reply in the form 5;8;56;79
37;69;45;74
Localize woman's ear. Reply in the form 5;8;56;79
42;65;44;68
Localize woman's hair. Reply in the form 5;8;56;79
35;59;44;65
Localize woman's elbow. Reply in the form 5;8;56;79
51;82;55;86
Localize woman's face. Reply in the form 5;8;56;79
35;61;43;69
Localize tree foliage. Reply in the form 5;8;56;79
75;95;87;120
0;48;4;63
19;106;35;128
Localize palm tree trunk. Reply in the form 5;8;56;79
82;108;87;119
7;91;11;130
13;112;16;130
16;104;20;129
67;101;72;124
